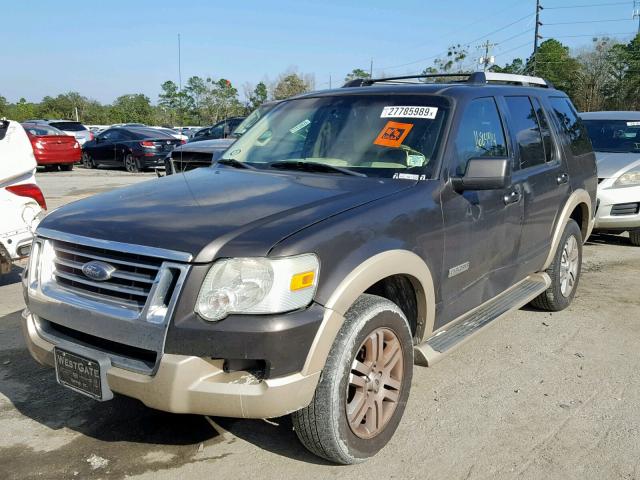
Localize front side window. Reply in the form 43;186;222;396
221;95;449;179
532;98;555;163
549;97;592;156
504;96;546;170
582;119;640;153
453;97;508;176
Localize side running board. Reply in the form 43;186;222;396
414;273;551;367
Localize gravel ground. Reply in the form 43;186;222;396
1;167;639;479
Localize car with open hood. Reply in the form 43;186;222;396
22;72;596;464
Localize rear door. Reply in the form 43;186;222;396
501;95;570;273
439;96;524;327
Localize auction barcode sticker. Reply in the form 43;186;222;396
381;106;438;119
627;121;640;126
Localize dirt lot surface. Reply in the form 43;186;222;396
1;167;639;479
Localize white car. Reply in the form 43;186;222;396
150;126;188;142
581;111;640;246
0;119;46;274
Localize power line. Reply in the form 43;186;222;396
544;18;633;25
545;1;630;9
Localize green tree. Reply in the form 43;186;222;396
248;81;268;110
273;73;310;100
110;94;153;124
491;58;525;74
434;44;469;73
183;76;208;123
0;95;7;117
14;98;37;121
344;68;371;83
526;39;581;97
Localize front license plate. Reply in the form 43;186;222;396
54;348;104;400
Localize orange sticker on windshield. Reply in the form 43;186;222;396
374;121;413;147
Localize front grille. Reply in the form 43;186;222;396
170;151;213;173
51;239;163;309
610;202;640;216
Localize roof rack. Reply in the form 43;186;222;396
342;71;553;89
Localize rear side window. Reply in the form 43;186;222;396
549;97;592;156
49;121;87;132
504;96;545;170
453;97;508;176
532;98;555;163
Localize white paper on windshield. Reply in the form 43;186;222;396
627;121;640;126
381;106;438;119
290;119;311;133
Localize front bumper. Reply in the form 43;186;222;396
22;310;320;418
595;182;640;230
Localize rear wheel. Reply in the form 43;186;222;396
292;294;413;464
59;163;73;172
629;230;640;246
82;153;96;169
124;154;140;173
531;219;582;311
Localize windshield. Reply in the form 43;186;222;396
583;119;640;153
220;95;449;179
49;121;87;132
233;104;276;137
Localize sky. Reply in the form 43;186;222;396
1;0;638;104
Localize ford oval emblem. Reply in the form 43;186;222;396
81;261;115;282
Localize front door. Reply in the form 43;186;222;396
93;131;116;163
438;97;524;328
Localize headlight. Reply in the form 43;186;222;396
614;169;640;187
195;254;319;322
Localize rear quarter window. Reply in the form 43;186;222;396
49;121;87;132
548;97;592;156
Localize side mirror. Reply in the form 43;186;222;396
452;158;511;192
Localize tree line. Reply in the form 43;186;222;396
1;34;639;127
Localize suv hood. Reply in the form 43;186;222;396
595;151;640;178
38;167;412;261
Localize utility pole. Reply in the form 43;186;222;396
177;33;182;128
634;0;640;34
329;74;332;89
477;40;498;71
533;0;543;75
370;58;373;77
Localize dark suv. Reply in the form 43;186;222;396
22;72;597;464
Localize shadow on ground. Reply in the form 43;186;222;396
0;265;23;287
586;232;634;247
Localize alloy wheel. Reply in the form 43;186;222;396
346;327;404;439
559;235;579;297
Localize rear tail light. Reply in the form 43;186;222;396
141;141;157;148
33;140;45;150
6;184;47;210
89;131;94;141
180;139;186;145
73;141;80;149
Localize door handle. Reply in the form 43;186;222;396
503;188;521;205
557;173;569;184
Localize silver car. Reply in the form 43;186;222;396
25;119;93;146
581;111;640;245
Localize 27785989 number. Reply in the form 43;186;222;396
381;106;438;119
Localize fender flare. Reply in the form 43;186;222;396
301;249;436;376
542;189;593;271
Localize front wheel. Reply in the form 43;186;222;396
292;294;413;464
124;154;140;173
531;219;583;311
629;230;640;246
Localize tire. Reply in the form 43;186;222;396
531;219;583;311
292;294;413;464
82;153;96;169
124;153;140;173
629;230;640;246
59;164;73;172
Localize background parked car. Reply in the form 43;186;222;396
25;119;93;146
150;126;189;142
581;111;640;245
189;116;245;143
164;101;282;175
81;126;182;173
22;123;81;171
0;120;46;274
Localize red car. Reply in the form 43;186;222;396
22;123;81;171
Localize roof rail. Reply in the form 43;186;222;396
342;71;552;89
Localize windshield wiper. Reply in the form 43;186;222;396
216;158;256;170
268;160;366;177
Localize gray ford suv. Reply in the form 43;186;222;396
22;72;597;464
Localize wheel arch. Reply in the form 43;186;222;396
301;249;436;376
542;189;593;271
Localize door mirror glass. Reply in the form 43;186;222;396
452;158;511;191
